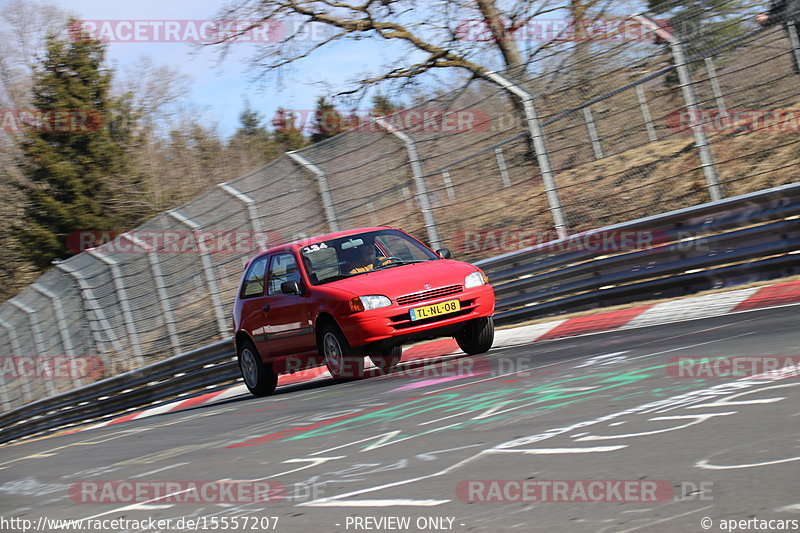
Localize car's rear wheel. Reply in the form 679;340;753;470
238;339;278;397
320;324;364;381
454;316;495;355
369;345;402;373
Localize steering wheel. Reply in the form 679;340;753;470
374;256;402;268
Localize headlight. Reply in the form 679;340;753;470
356;295;392;311
464;271;487;288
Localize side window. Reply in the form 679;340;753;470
241;256;269;298
268;253;301;295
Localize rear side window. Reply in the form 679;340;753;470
267;253;301;295
241;256;269;298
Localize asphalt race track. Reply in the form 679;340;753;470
1;305;799;533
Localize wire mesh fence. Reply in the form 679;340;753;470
1;1;798;411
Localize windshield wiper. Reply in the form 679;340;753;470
374;259;430;270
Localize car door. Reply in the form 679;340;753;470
238;255;272;358
263;252;315;358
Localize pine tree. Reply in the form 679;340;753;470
230;100;278;161
271;107;307;151
310;96;343;143
370;94;399;117
16;31;130;268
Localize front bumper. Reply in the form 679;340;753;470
340;284;495;347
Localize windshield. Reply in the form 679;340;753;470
299;228;439;285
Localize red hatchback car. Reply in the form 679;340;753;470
232;227;495;396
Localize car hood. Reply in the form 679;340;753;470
329;260;479;299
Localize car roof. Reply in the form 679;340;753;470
252;226;399;259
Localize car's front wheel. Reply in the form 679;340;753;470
369;345;402;373
320;324;364;381
238;339;278;397
455;316;495;355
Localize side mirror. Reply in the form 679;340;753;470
435;248;452;259
280;280;302;295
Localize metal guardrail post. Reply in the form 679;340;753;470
8;300;58;396
635;85;659;142
442;171;456;202
54;262;124;363
87;252;143;364
218;182;265;236
485;70;569;239
374;117;442;250
583;106;604;160
0;317;28;408
704;57;728;115
633;14;722;202
31;283;83;389
286;151;340;233
120;234;183;356
787;22;800;74
167;210;228;337
494;148;512;188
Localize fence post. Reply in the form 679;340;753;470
218;182;264;235
786;21;800;74
31;283;84;389
494;147;512;187
8;299;58;396
633;14;722;202
374;117;442;249
120;234;182;356
442;171;456;202
0;317;30;407
635;84;659;142
54;262;123;365
167;210;228;338
286;152;339;233
703;57;728;115
583;106;604;160
87;252;144;364
484;70;569;238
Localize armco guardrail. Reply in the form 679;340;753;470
0;340;238;444
477;182;800;322
1;183;798;444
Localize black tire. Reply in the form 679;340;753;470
369;345;403;373
238;339;278;397
454;316;495;355
320;324;365;381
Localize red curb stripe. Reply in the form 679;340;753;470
732;280;800;312
536;305;654;341
106;411;144;426
169;388;228;412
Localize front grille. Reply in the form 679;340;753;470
396;285;462;306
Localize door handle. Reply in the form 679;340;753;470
262;305;270;312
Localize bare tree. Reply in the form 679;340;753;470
211;0;578;99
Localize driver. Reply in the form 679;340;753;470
347;239;392;274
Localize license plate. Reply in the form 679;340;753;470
409;299;461;321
